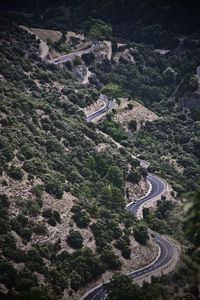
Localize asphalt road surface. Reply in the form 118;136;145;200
50;42;99;65
83;173;176;300
86;94;115;123
126;173;166;215
51;45;176;300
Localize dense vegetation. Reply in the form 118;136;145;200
1;0;200;48
0;19;150;299
0;1;200;299
89;36;200;193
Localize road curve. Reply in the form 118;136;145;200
82;162;176;300
86;94;115;123
50;42;100;65
126;173;166;215
51;46;177;300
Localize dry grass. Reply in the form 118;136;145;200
29;28;62;43
114;98;159;130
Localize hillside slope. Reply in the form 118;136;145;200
0;19;157;300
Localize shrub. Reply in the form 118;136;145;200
100;249;121;270
133;225;149;245
127;103;133;110
122;247;131;259
0;194;10;209
48;217;57;227
42;209;61;226
7;165;23;180
67;230;83;249
73;56;82;66
81;52;95;65
127;170;141;184
73;210;90;228
128;120;137;131
44;177;64;199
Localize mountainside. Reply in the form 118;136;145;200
0;19;159;300
0;2;200;300
1;0;200;48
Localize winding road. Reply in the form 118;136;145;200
82;173;177;300
49;44;178;300
50;41;100;65
86;94;115;122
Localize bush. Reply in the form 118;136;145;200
48;217;57;227
100;83;122;99
0;194;10;209
42;209;61;226
128;120;137;131
44;176;64;199
7;165;23;180
100;249;121;270
127;103;133;110
81;52;95;65
31;185;44;200
88;19;112;41
127;170;141;184
122;247;131;259
73;210;90;228
67;230;83;249
73;56;82;66
133;225;149;245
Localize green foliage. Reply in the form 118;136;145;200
106;273;141;300
107;260;199;300
7;165;23;180
42;208;61;226
73;55;82;66
42;175;64;199
88;18;112;41
0;260;17;288
100;249;121;270
72;206;91;228
100;185;125;210
1;9;200;300
133;224;149;245
184;191;200;247
0;194;10;209
31;185;44;199
67;230;83;249
156;199;174;220
128;120;137;131
99;119;128;142
100;83;122;99
19;287;51;300
127;103;133;110
81;52;95;65
127;170;141;184
107;166;124;189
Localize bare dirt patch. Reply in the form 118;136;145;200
29;28;62;43
95;143;109;152
19;25;49;59
82;67;92;84
114;48;135;64
126;178;149;203
121;236;158;272
114;99;159;130
103;41;112;60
